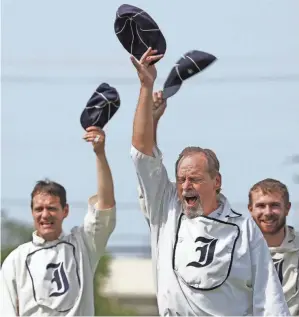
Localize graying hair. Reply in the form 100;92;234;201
175;146;221;194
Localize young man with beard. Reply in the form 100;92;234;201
130;47;290;316
248;178;299;316
0;126;116;316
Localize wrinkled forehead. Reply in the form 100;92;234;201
251;189;284;205
177;153;208;176
32;192;61;206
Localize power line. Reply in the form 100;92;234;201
3;55;299;66
2;74;299;85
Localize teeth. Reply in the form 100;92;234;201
185;197;197;204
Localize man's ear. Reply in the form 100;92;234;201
248;204;253;213
63;204;69;218
215;173;222;192
285;202;291;216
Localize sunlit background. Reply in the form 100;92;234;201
1;0;299;314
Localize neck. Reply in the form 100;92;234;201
36;231;62;241
264;227;286;247
203;198;219;216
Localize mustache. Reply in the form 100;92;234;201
182;191;199;197
262;215;278;221
40;218;55;223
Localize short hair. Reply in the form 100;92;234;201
175;146;221;194
248;178;290;206
31;179;67;209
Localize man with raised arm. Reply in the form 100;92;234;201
1;126;116;316
131;47;290;316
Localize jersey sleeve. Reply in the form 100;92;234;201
75;196;116;273
0;251;19;316
131;145;176;227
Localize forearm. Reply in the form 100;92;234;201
132;84;154;156
153;120;158;145
96;153;115;209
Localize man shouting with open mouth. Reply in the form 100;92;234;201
132;47;290;316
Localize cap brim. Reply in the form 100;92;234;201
162;84;182;100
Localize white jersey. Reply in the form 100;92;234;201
0;195;116;316
270;226;299;316
132;145;290;316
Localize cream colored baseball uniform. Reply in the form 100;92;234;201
0;195;116;316
270;225;299;316
132;145;290;316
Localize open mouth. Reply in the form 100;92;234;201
184;196;198;206
41;221;54;228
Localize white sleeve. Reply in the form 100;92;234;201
0;252;18;316
131;145;175;225
137;185;149;225
287;288;299;317
250;220;291;316
77;195;116;273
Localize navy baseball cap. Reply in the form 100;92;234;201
114;4;166;63
162;50;217;99
80;83;120;130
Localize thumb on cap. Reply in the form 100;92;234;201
130;55;141;71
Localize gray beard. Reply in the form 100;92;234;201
183;205;205;219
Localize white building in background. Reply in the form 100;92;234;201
101;258;158;316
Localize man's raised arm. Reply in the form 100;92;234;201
130;49;175;224
82;126;116;269
137;90;167;217
84;126;115;209
131;47;164;156
152;90;167;145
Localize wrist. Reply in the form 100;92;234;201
140;83;154;92
95;150;106;159
153;118;159;127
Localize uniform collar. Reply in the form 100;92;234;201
32;231;65;246
216;194;242;221
179;193;242;221
282;226;295;246
270;226;299;253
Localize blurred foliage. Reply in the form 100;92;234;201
1;210;33;249
291;155;299;164
93;254;137;316
292;154;299;183
285;155;299;184
1;210;137;316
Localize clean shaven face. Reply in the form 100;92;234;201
31;193;69;241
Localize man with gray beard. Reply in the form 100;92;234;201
130;48;290;316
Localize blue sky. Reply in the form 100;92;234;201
1;0;299;248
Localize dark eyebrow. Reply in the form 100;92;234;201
33;204;59;209
270;201;282;205
255;202;265;206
